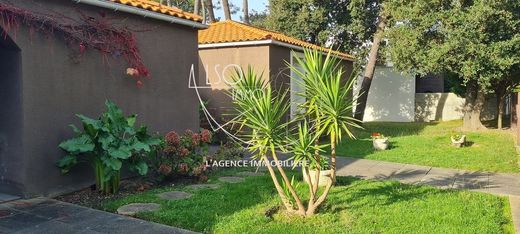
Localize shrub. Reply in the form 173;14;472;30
57;100;161;194
153;129;213;182
212;141;245;162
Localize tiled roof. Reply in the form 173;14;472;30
198;20;354;61
110;0;203;23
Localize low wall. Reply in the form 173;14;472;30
415;93;497;122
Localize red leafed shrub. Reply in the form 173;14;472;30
153;129;213;182
0;3;150;86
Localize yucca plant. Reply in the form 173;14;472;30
229;53;360;216
289;49;362;183
230;67;303;213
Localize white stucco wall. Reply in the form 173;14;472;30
415;93;465;121
354;66;415;122
415;93;498;122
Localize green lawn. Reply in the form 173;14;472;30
335;120;519;173
101;169;513;233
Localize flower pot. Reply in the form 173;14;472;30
373;138;389;150
303;169;332;187
451;135;466;148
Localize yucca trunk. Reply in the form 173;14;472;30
330;133;337;183
269;147;306;215
261;155;297;212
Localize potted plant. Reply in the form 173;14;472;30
302;155;332;187
372;132;389;150
451;133;466;147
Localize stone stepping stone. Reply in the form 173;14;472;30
218;176;245;183
237;171;264;177
117;203;161;216
185;184;220;190
157;191;193;200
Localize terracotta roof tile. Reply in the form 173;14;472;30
199;20;354;60
110;0;203;23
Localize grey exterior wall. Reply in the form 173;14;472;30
0;0;200;197
198;43;354;130
198;45;271;123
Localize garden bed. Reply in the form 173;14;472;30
335;120;519;173
86;168;513;233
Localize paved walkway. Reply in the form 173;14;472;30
335;156;520;196
0;197;195;234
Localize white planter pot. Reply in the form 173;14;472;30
451;135;466;148
373;138;389;150
303;169;332;187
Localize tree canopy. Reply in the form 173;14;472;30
385;0;520;91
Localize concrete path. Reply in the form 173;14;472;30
335;156;520;196
0;197;196;234
510;196;520;234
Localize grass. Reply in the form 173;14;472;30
101;169;514;233
335;120;519;173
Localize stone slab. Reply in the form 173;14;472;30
117;203;161;216
237;171;264;177
186;184;220;190
0;198;194;233
157;191;193;200
218;176;245;183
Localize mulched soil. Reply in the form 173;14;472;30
55;176;198;209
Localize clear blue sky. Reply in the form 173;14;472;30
214;0;268;22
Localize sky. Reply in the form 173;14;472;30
214;0;268;22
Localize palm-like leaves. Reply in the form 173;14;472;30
289;49;361;142
287;121;328;169
230;67;290;156
227;49;361;216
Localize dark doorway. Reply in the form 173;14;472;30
0;27;23;198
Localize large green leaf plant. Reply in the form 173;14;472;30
57;100;161;194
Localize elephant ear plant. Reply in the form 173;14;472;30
229;49;360;217
57;100;161;194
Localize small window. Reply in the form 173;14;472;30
290;51;306;119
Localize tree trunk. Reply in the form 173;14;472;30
495;81;508;130
512;93;518;129
194;0;201;15
243;0;249;24
201;0;207;23
354;13;388;121
496;93;505;130
462;81;487;131
204;0;216;23
222;0;232;20
166;0;171;6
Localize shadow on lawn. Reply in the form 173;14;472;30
323;169;496;214
353;121;440;138
323;177;437;213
